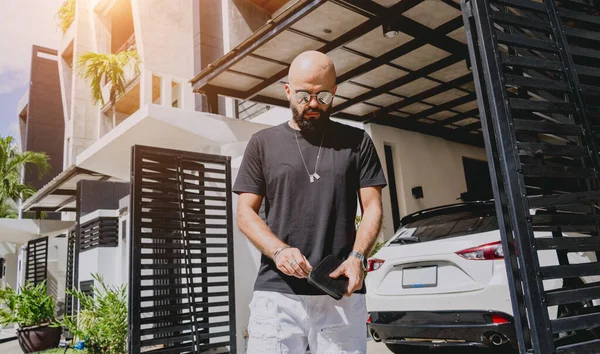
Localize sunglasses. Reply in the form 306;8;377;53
294;90;334;105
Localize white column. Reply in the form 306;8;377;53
3;252;19;290
182;81;195;112
161;75;173;108
139;70;154;107
16;245;27;290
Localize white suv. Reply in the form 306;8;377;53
365;201;599;353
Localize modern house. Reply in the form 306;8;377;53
5;0;599;353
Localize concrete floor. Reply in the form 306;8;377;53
367;340;516;354
0;338;21;354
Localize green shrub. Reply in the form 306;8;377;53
58;274;127;354
0;281;56;328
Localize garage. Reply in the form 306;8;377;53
190;0;600;352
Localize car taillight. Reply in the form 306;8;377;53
491;314;509;324
455;241;504;260
367;258;385;272
367;315;372;324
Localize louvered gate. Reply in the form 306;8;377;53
129;145;236;354
25;236;48;286
65;228;77;317
463;0;600;352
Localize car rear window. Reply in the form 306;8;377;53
391;209;499;244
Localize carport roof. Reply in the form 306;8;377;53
21;165;117;213
191;0;483;146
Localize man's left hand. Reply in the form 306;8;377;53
329;257;364;297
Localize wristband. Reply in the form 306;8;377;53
272;246;290;261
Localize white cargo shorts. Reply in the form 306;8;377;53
246;290;368;354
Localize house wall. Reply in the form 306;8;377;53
77;247;118;288
134;0;196;111
194;0;225;112
366;123;487;239
78;180;129;217
2;253;19;291
22;46;65;190
47;236;68;315
77;209;120;293
59;0;102;167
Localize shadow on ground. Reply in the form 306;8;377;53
378;344;517;354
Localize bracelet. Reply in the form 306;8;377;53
272;246;290;261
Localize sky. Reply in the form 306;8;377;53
0;0;62;141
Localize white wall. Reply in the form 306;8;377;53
134;0;196;111
366;124;487;239
229;169;262;352
47;237;68;310
78;248;118;287
2;253;18;291
78;210;121;290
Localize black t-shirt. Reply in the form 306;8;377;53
233;121;387;295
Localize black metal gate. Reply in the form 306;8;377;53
25;236;48;286
129;145;236;354
65;228;77;317
463;0;600;352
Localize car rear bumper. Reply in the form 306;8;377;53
368;311;517;348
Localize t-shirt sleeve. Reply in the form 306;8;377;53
233;134;266;196
358;132;388;189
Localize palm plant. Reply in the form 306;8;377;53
76;51;140;129
0;136;50;207
0;199;18;219
56;0;75;34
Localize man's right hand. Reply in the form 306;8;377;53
274;248;313;279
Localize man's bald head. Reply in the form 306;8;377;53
288;51;336;88
285;51;337;132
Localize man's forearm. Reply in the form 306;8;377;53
353;203;383;257
238;206;286;259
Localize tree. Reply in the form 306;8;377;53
76;51;140;129
0;136;50;208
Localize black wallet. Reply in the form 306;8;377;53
307;255;349;300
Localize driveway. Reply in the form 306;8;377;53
0;337;514;353
368;340;516;353
0;338;21;353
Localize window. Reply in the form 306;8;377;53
171;81;181;108
462;157;493;202
391;207;498;244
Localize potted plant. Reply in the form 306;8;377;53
0;281;61;353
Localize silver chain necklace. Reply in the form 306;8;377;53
293;128;324;183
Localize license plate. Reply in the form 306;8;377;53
402;266;438;288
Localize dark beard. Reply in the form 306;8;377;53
291;103;332;133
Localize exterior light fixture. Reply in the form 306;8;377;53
382;18;400;38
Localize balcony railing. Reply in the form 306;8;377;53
115;34;136;54
236;100;271;120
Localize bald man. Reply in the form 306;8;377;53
234;51;387;353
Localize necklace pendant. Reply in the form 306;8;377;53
310;175;315;183
313;173;320;180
